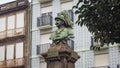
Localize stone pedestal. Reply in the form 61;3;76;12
41;43;80;68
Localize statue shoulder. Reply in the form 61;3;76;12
49;31;56;40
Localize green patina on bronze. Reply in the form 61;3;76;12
49;10;74;44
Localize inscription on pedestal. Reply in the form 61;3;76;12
48;50;59;58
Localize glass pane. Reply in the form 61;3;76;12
16;28;24;35
40;62;47;68
8;15;15;29
0;17;6;32
16;42;23;58
0;46;5;61
7;44;14;60
16;12;24;28
95;54;109;66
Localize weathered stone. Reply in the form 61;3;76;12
41;43;80;68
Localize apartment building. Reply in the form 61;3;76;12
0;0;29;68
31;0;120;68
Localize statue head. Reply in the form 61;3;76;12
50;10;74;45
55;15;65;28
55;10;73;28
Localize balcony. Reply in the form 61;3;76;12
39;0;52;3
37;43;51;54
0;0;28;15
0;58;24;68
67;39;74;50
92;66;110;68
68;10;74;21
0;27;24;40
37;14;52;30
117;64;120;68
37;40;74;55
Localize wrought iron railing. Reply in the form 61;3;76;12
68;10;74;21
117;64;120;68
37;15;52;27
37;43;51;54
92;66;110;68
37;40;74;55
67;39;74;50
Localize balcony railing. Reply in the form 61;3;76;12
37;15;52;29
0;58;24;68
37;40;74;55
117;64;120;68
37;12;52;30
92;66;110;68
40;0;52;3
67;39;74;50
37;43;51;54
68;10;74;21
0;27;24;40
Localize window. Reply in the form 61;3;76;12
16;12;24;35
16;13;24;28
0;17;6;39
7;44;14;60
7;15;15;37
41;6;52;14
68;10;74;21
0;12;25;39
0;17;6;32
40;61;47;68
0;46;5;61
37;12;52;27
95;54;109;67
0;42;24;61
8;15;15;29
61;2;73;11
40;34;52;44
16;42;23;58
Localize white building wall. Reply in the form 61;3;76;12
40;34;52;44
31;0;120;68
61;2;73;11
109;45;119;68
52;0;61;28
31;0;41;68
41;6;52;13
73;0;94;68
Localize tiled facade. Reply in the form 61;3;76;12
30;0;120;68
0;0;118;68
30;0;41;67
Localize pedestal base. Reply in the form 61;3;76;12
41;44;80;68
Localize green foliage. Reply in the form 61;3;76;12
73;0;120;46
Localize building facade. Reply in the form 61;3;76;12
0;0;120;68
30;0;120;68
0;0;29;68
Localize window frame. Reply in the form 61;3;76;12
0;41;24;61
94;48;109;67
0;11;25;38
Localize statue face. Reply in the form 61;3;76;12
55;19;64;27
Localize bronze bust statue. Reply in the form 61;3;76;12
49;10;74;45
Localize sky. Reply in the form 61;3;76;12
0;0;31;4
